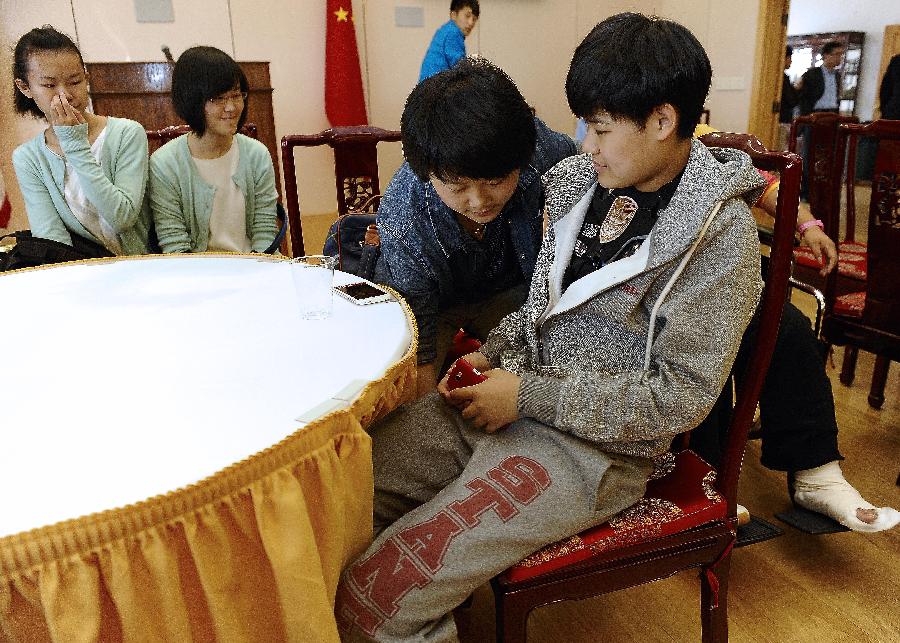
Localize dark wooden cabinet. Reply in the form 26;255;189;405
85;62;280;194
786;32;865;117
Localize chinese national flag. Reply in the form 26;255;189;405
0;173;11;229
325;1;368;126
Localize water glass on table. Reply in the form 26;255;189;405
291;255;336;319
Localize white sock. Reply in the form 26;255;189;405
793;461;900;533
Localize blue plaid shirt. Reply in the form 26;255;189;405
375;118;577;363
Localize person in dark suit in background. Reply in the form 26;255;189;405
798;40;845;115
779;45;799;149
797;40;845;199
878;53;900;120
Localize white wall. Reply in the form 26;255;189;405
1;0;763;234
788;0;900;120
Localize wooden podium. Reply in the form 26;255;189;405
85;62;280;193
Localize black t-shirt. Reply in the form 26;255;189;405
562;171;683;291
451;213;523;302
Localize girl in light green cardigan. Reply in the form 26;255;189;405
11;26;152;256
149;46;277;254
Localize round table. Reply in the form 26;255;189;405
0;254;417;642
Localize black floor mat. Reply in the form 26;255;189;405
736;515;784;547
774;507;850;534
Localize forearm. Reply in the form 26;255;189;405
250;163;278;251
149;161;192;253
478;307;526;368
13;158;73;245
56;125;147;232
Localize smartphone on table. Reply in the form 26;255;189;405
446;358;487;390
333;281;394;305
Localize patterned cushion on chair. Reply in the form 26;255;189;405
834;290;866;318
503;450;726;583
793;242;868;280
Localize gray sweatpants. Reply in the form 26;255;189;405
335;391;652;642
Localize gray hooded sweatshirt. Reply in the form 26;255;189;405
480;139;766;460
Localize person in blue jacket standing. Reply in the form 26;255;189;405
419;0;479;82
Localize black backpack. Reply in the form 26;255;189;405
0;231;113;272
322;213;380;280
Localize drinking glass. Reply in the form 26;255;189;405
290;255;336;319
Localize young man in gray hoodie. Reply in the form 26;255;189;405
336;13;763;642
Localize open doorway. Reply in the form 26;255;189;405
750;0;900;147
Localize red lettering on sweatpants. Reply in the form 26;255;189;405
350;538;431;617
488;456;552;504
397;510;464;574
447;477;519;527
335;582;385;637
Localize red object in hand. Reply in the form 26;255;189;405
446;358;487;390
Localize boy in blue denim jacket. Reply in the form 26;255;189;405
375;58;577;395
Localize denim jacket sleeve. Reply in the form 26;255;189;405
375;177;442;364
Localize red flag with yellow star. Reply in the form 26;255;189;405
325;1;368;126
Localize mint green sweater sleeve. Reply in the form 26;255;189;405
244;138;278;252
11;143;73;245
149;140;193;253
54;119;148;234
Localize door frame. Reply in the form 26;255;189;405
748;0;791;149
875;24;900;118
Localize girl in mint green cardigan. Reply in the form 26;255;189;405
11;26;152;256
149;46;277;253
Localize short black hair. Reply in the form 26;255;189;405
401;57;535;182
13;25;84;119
450;0;479;16
786;45;793;57
171;46;248;136
821;41;843;56
566;13;712;139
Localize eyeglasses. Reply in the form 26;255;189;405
207;92;248;108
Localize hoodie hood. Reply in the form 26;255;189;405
544;139;765;270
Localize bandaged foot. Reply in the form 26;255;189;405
793;461;900;533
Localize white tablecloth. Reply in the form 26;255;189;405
0;254;412;538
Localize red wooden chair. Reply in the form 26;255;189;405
280;126;402;257
788;112;864;294
145;122;258;154
822;119;900;410
490;133;801;643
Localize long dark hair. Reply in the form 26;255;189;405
13;25;84;119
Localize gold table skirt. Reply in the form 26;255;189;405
0;304;417;643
